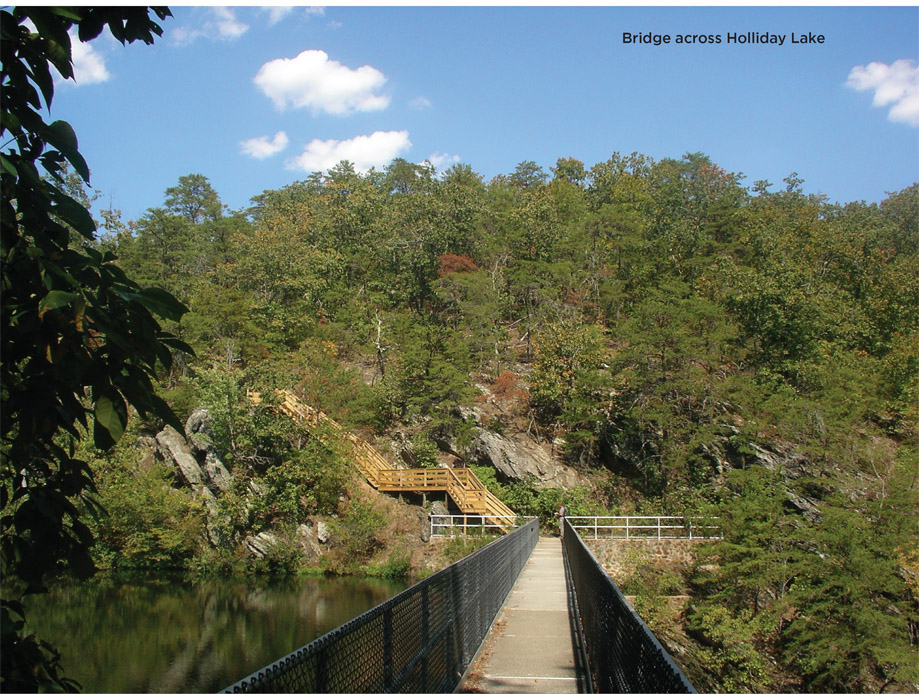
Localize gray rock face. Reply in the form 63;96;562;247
246;532;277;558
700;426;820;521
429;501;450;517
470;430;583;489
316;521;331;544
297;523;322;559
204;450;233;494
156;412;238;546
185;408;216;453
156;425;217;511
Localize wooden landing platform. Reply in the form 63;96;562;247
459;537;587;693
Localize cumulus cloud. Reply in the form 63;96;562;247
69;33;110;85
409;96;433;110
846;59;919;127
427;152;461;171
287;131;411;173
254;49;389;115
172;7;249;45
240;131;289;159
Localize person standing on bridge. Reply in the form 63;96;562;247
556;503;568;538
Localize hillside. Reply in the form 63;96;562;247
24;155;919;691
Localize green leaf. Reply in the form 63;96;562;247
46;8;83;21
38;290;78;317
1;153;19;177
45;120;78;151
45;120;90;181
50;190;95;238
94;393;126;445
133;287;189;322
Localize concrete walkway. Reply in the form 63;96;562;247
458;537;586;693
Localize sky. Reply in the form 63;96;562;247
47;4;919;224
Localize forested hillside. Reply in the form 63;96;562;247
48;154;919;691
81;154;918;691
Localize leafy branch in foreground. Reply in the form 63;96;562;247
1;7;189;691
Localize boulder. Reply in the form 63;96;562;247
470;430;582;489
246;532;277;558
204;450;233;494
185;408;216;454
316;520;331;544
430;501;450;517
297;523;322;559
156;425;216;511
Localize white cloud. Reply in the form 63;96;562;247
263;7;294;25
409;96;433;110
287;130;411;173
69;33;110;85
172;7;249;45
427;152;461;171
212;7;249;40
240;131;289;159
846;59;919;127
254;49;389;115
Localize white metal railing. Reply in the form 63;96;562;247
567;516;721;540
429;514;536;538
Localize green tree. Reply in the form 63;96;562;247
509;159;548;189
530;321;611;462
1;8;187;690
784;502;919;692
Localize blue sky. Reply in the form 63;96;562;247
50;5;919;223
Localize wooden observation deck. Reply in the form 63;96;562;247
250;389;517;531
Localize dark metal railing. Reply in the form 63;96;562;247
224;518;539;693
563;519;696;693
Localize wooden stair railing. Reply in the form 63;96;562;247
249;389;516;531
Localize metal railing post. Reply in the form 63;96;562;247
383;610;393;690
421;584;429;687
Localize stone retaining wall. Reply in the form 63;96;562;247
584;538;711;581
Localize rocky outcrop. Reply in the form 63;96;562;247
469;429;584;489
156;425;217;512
700;425;821;521
246;532;277;558
185;409;233;494
156;410;233;502
156;410;238;548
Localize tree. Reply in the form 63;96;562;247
164;173;223;225
509;160;547;189
551;157;587;187
783;500;919;692
1;7;188;690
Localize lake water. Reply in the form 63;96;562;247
22;573;408;693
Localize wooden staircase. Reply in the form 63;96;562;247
250;389;517;531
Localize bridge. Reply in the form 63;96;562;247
225;518;699;693
233;390;699;692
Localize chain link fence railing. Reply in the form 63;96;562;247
224;518;538;693
563;518;696;693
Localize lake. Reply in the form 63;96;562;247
21;573;409;692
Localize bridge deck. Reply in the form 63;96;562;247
459;537;586;693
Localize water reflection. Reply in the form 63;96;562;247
22;574;407;693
